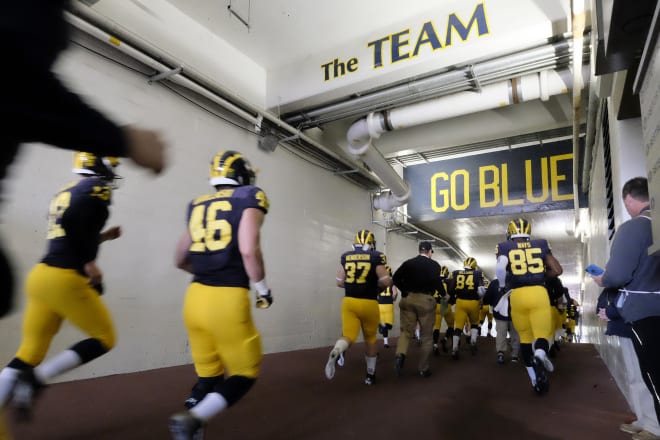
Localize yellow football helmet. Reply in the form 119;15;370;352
440;265;449;278
507;218;531;240
209;150;256;187
72;152;120;183
354;229;376;251
463;257;477;269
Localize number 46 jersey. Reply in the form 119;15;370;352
495;239;552;289
186;185;269;287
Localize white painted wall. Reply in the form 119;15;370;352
0;45;407;382
607;103;645;226
584;99;646;402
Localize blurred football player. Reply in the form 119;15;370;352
478;279;494;337
169;150;271;440
327;230;391;386
449;257;486;359
0;152;123;421
0;1;166;323
377;266;399;348
433;265;454;355
495;218;562;395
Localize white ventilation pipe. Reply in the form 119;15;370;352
348;69;573;211
570;0;587;228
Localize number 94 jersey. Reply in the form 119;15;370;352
496;239;552;288
186;185;269;287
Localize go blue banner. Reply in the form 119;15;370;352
404;139;587;221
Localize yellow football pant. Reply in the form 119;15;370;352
16;264;115;365
453;298;480;331
342;297;379;344
378;303;394;326
479;304;493;324
509;285;552;344
434;304;454;330
183;283;261;379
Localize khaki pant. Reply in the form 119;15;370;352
396;293;437;372
495;318;520;357
0;408;11;440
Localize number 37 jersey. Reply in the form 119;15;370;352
340;249;387;300
495;239;552;288
186;185;269;287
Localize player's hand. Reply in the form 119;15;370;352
84;261;103;287
91;282;104;295
100;226;122;242
124;126;167;174
477;285;486;298
256;290;273;309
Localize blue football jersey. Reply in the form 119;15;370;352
340;248;387;300
496;239;552;288
186;185;269;287
42;177;111;272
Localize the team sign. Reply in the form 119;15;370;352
404;140;586;221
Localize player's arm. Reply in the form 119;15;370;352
435;272;447;298
391;284;400;301
174;230;194;274
239;207;266;282
99;226;121;243
376;264;391;289
544;253;563;279
239;207;273;309
495;255;508;284
336;265;346;287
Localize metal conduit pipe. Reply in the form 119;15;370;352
581;27;603;194
66;5;381;187
391;222;468;262
66;14;260;126
571;0;587;229
347;68;574;212
580;75;601;193
287;39;573;127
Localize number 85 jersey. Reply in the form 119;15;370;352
495;239;552;288
186;185;269;287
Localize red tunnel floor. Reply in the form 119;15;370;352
7;338;634;440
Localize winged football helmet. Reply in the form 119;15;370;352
463;257;477;269
354;229;376;251
507;218;531;240
209;150;256;187
72;152;121;184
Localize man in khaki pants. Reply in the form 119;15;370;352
393;242;447;377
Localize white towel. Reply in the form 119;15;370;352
494;290;512;317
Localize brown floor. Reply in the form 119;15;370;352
7;338;633;440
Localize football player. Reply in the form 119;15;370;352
0;152;123;420
495;218;563;395
377;266;399;348
449;257;486;359
478;279;494;337
326;230;391;386
433;266;454;354
169;150;271;440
